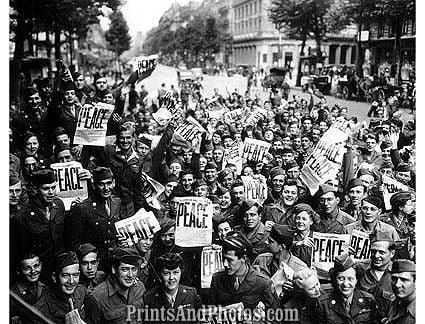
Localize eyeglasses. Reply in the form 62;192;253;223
22;263;41;272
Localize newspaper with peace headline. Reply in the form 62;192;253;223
201;245;224;288
175;197;213;247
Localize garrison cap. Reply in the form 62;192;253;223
270;224;295;247
362;195;383;209
205;162;218;170
332;254;355;273
391;259;415;273
32;169;56;186
317;184;337;197
269;167;285;179
369;230;394;243
165;174;179;184
92;167;113;183
76;243;98;260
54;251;79;273
112;247;141;266
347;178;365;191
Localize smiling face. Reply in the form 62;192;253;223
25;136;39;155
56;264;80;295
295;211;313;232
348;185;365;206
38;182;57;204
160;267;181;292
360;200;381;224
118;130;133;151
370;241;394;270
335;267;357;299
243;205;260;229
95;178;115;199
80;252;99;280
282;185;298;206
319;192;339;215
19;256;42;284
113;262;138;289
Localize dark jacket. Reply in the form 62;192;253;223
65;195;121;270
85;275;146;324
34;285;86;324
207;266;280;311
318;288;378;324
143;284;202;324
384;296;415;324
11;197;65;276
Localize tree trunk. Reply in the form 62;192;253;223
394;21;402;86
54;30;62;62
296;35;307;87
45;32;53;80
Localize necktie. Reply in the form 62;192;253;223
234;277;240;290
45;207;51;220
105;200;110;217
344;300;350;313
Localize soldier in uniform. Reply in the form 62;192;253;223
11;169;65;283
35;251;87;323
382;191;415;239
143;253;202;324
342;178;367;221
235;200;270;258
11;253;46;323
76;243;107;292
65;167;121;271
207;233;280;313
354;230;397;318
85;247;146;324
318;254;379;324
383;259;415;324
345;195;400;241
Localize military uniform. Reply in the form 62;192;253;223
85;275;146;324
318;288;379;324
11;197;65;280
381;212;411;239
345;220;400;241
207;266;280;311
65;195;121;271
34;285;86;324
253;252;307;279
313;209;352;234
11;281;46;323
80;271;107;293
143;284;202;324
236;222;270;258
384;297;415;324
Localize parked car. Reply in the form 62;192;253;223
301;75;331;94
227;68;240;77
177;69;195;87
202;67;220;76
191;68;203;81
262;67;287;89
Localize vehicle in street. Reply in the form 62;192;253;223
191;67;203;81
177;69;195;87
301;74;331;94
202;67;220;76
226;67;240;77
262;67;287;89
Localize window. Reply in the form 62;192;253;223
263;53;267;63
340;45;348;64
351;46;356;64
329;45;337;64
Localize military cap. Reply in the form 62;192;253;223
231;179;244;189
205;162;218;170
112;247;141;266
240;199;261;214
332;254;355;273
369;230;394;243
390;191;412;209
165;174;179;184
347;178;365;191
363;194;383;209
32;169;56;186
316;184;337;197
270;224;295;247
53;126;68;138
357;168;374;177
395;163;410;173
23;131;37;144
391;259;415;273
136;136;152;148
92;167;113;183
158;218;176;234
208;195;220;204
281;146;294;154
193;178;208;188
72;71;82;80
54;142;71;155
284;160;299;171
294;203;314;215
62;81;75;91
269;167;286;179
380;160;394;170
54;251;79;273
222;232;252;255
218;168;234;182
93;73;106;84
76;243;98;260
9;172;21;186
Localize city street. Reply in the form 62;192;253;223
141;64;414;123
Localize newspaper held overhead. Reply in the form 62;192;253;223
381;175;410;211
50;161;88;211
201;245;225;288
175;197;213;247
241;175;268;205
138;172;165;210
73;102;115;146
114;209;161;247
240;138;271;163
173;116;207;144
350;229;371;260
222;140;243;174
300;126;348;195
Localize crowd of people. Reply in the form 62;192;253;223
9;63;416;324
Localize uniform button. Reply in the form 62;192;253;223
108;222;111;225
331;300;336;305
93;203;97;207
95;222;99;225
359;298;363;303
30;212;35;216
104;240;107;244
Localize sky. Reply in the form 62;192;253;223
121;0;198;37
